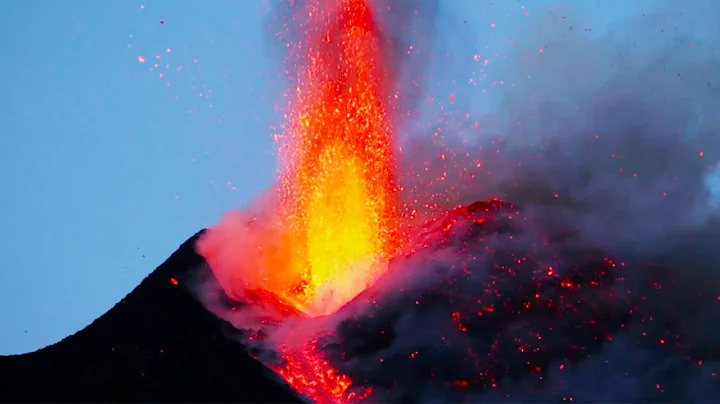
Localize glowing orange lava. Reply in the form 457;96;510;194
266;0;401;317
248;0;402;401
267;333;371;403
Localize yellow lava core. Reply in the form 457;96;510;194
272;0;400;316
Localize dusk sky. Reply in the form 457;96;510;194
1;0;715;354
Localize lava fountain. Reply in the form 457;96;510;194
274;0;401;316
199;0;404;401
201;0;402;318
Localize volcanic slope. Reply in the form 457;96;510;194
0;231;302;403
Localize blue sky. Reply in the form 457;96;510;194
0;1;282;354
0;1;714;354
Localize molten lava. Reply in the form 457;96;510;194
247;0;402;401
271;0;401;317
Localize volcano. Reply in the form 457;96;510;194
4;0;719;402
199;197;720;402
1;198;719;403
0;231;302;403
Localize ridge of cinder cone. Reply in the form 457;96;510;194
0;230;302;403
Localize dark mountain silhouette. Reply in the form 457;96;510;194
0;230;302;403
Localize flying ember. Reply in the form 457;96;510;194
271;0;401;316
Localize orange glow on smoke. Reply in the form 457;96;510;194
267;0;400;317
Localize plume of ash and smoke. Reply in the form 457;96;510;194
196;1;720;402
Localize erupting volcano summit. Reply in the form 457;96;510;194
196;0;720;401
4;0;720;402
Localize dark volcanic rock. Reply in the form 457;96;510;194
0;231;301;403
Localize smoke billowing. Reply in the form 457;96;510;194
198;1;720;402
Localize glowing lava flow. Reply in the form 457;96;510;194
272;0;401;317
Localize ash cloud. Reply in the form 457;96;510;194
321;3;720;402
197;1;720;403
